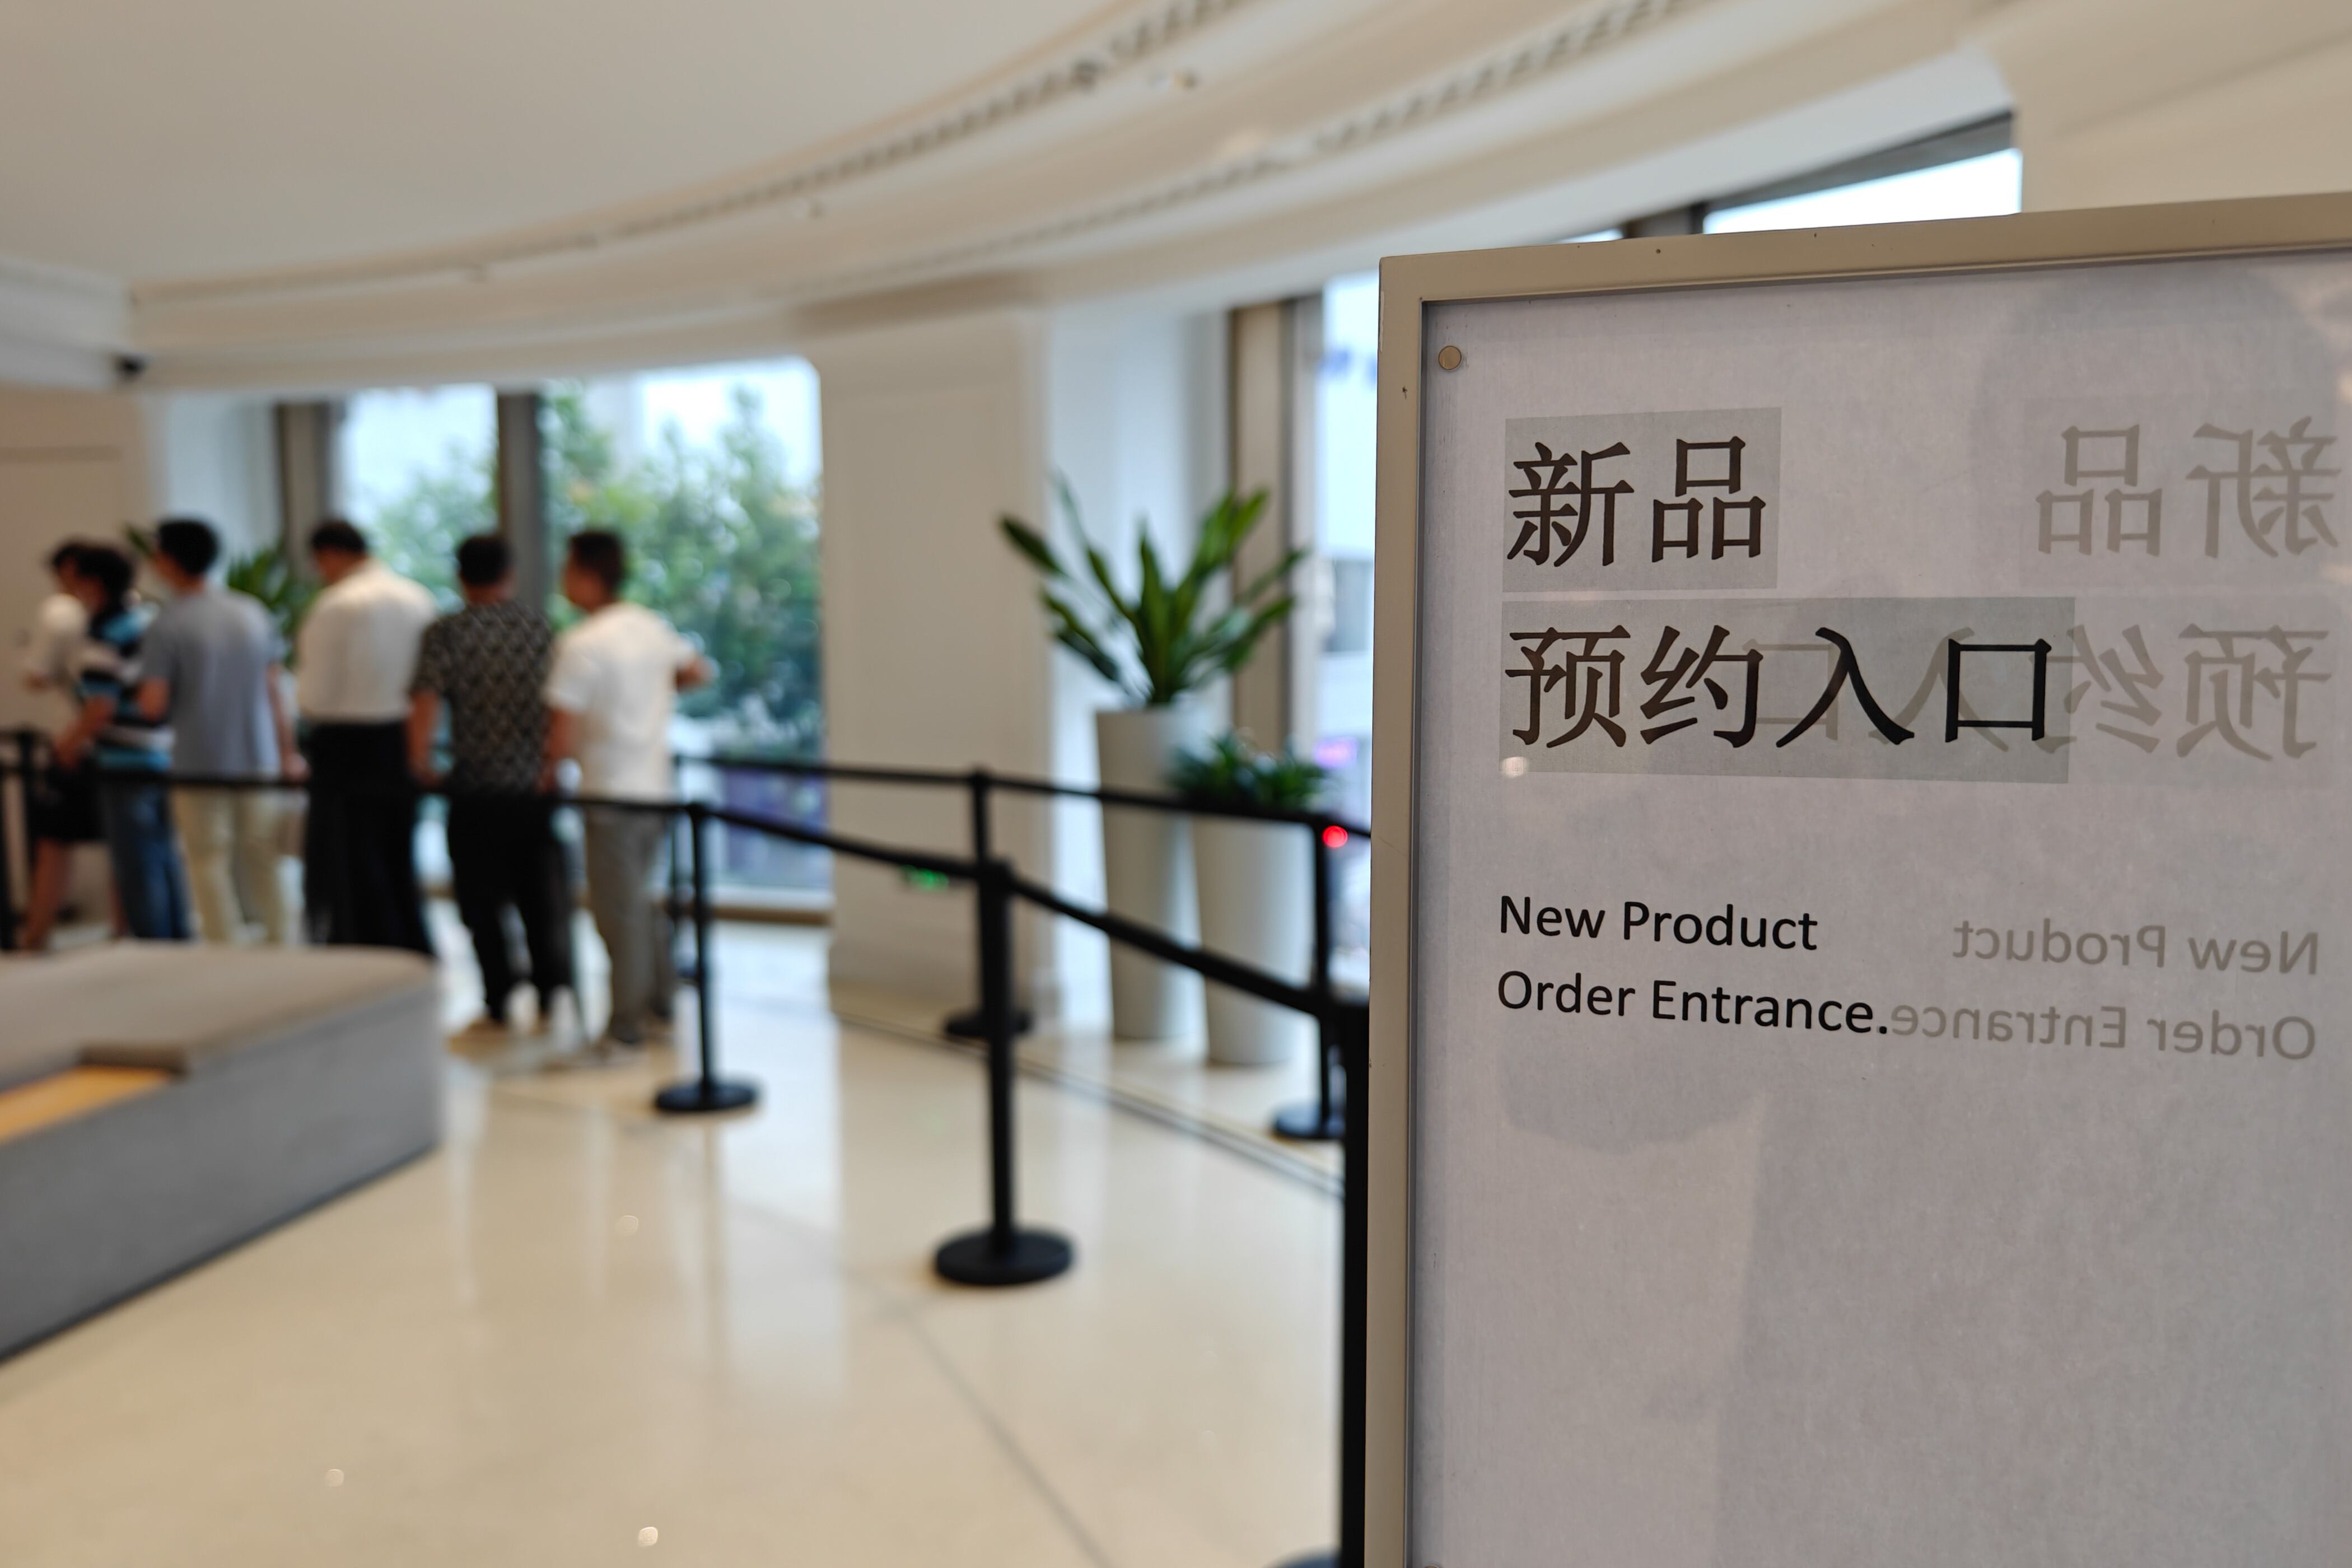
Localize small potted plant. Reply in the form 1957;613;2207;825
1170;732;1328;1066
1003;480;1300;1040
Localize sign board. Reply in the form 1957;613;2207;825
1367;196;2352;1565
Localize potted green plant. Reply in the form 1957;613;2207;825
1003;479;1300;1040
221;541;319;656
1170;733;1328;1066
127;526;316;654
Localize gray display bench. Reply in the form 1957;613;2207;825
0;942;441;1358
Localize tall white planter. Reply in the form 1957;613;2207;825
1193;816;1315;1066
1095;704;1214;1040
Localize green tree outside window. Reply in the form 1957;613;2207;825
360;381;823;757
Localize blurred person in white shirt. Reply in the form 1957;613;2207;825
296;519;436;953
18;541;102;948
542;529;710;1057
24;540;88;698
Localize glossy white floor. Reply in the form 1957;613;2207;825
0;925;1339;1566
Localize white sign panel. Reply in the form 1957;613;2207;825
1405;250;2351;1563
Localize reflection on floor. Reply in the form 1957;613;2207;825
0;925;1338;1566
834;984;1343;1192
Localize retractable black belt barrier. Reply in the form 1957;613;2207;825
692;754;1370;1147
2;731;1372;1567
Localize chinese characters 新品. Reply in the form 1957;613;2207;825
1504;409;1781;591
1500;598;2338;785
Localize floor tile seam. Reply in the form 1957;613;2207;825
815;1272;1121;1565
466;1032;1335;1202
475;1080;708;1131
889;1291;1124;1568
711;1201;1026;1329
462;1079;1069;1335
661;1182;849;1264
1015;1054;1342;1174
831;1009;1342;1200
903;1024;1342;1197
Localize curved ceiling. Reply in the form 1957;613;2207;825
0;0;1123;277
0;0;2010;388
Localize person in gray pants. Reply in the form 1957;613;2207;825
542;530;710;1057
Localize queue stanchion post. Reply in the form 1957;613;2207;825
934;855;1073;1287
1273;998;1371;1568
0;731;26;953
13;729;41;947
667;759;694;987
943;768;991;1040
1336;1001;1369;1568
1273;821;1343;1142
945;769;1032;1042
654;800;757;1116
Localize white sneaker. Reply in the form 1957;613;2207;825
534;990;582;1044
544;1034;645;1071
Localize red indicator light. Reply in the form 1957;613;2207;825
1320;825;1348;850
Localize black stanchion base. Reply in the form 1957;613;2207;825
943;1005;1034;1040
1271;1102;1345;1142
652;1079;760;1115
934;1228;1075;1287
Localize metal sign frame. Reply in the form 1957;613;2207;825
1365;189;2352;1564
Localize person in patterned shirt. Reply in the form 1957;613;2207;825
408;535;575;1034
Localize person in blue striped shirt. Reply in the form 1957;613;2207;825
54;543;186;940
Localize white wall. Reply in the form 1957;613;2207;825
1040;302;1228;1022
807;310;1052;1006
142;393;277;551
805;301;1227;1016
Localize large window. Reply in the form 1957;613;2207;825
545;360;826;892
338;385;496;604
335;362;825;897
1313;273;1380;828
1705;147;2021;234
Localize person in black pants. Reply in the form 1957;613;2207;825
296;520;436;953
21;540;105;949
409;535;575;1034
